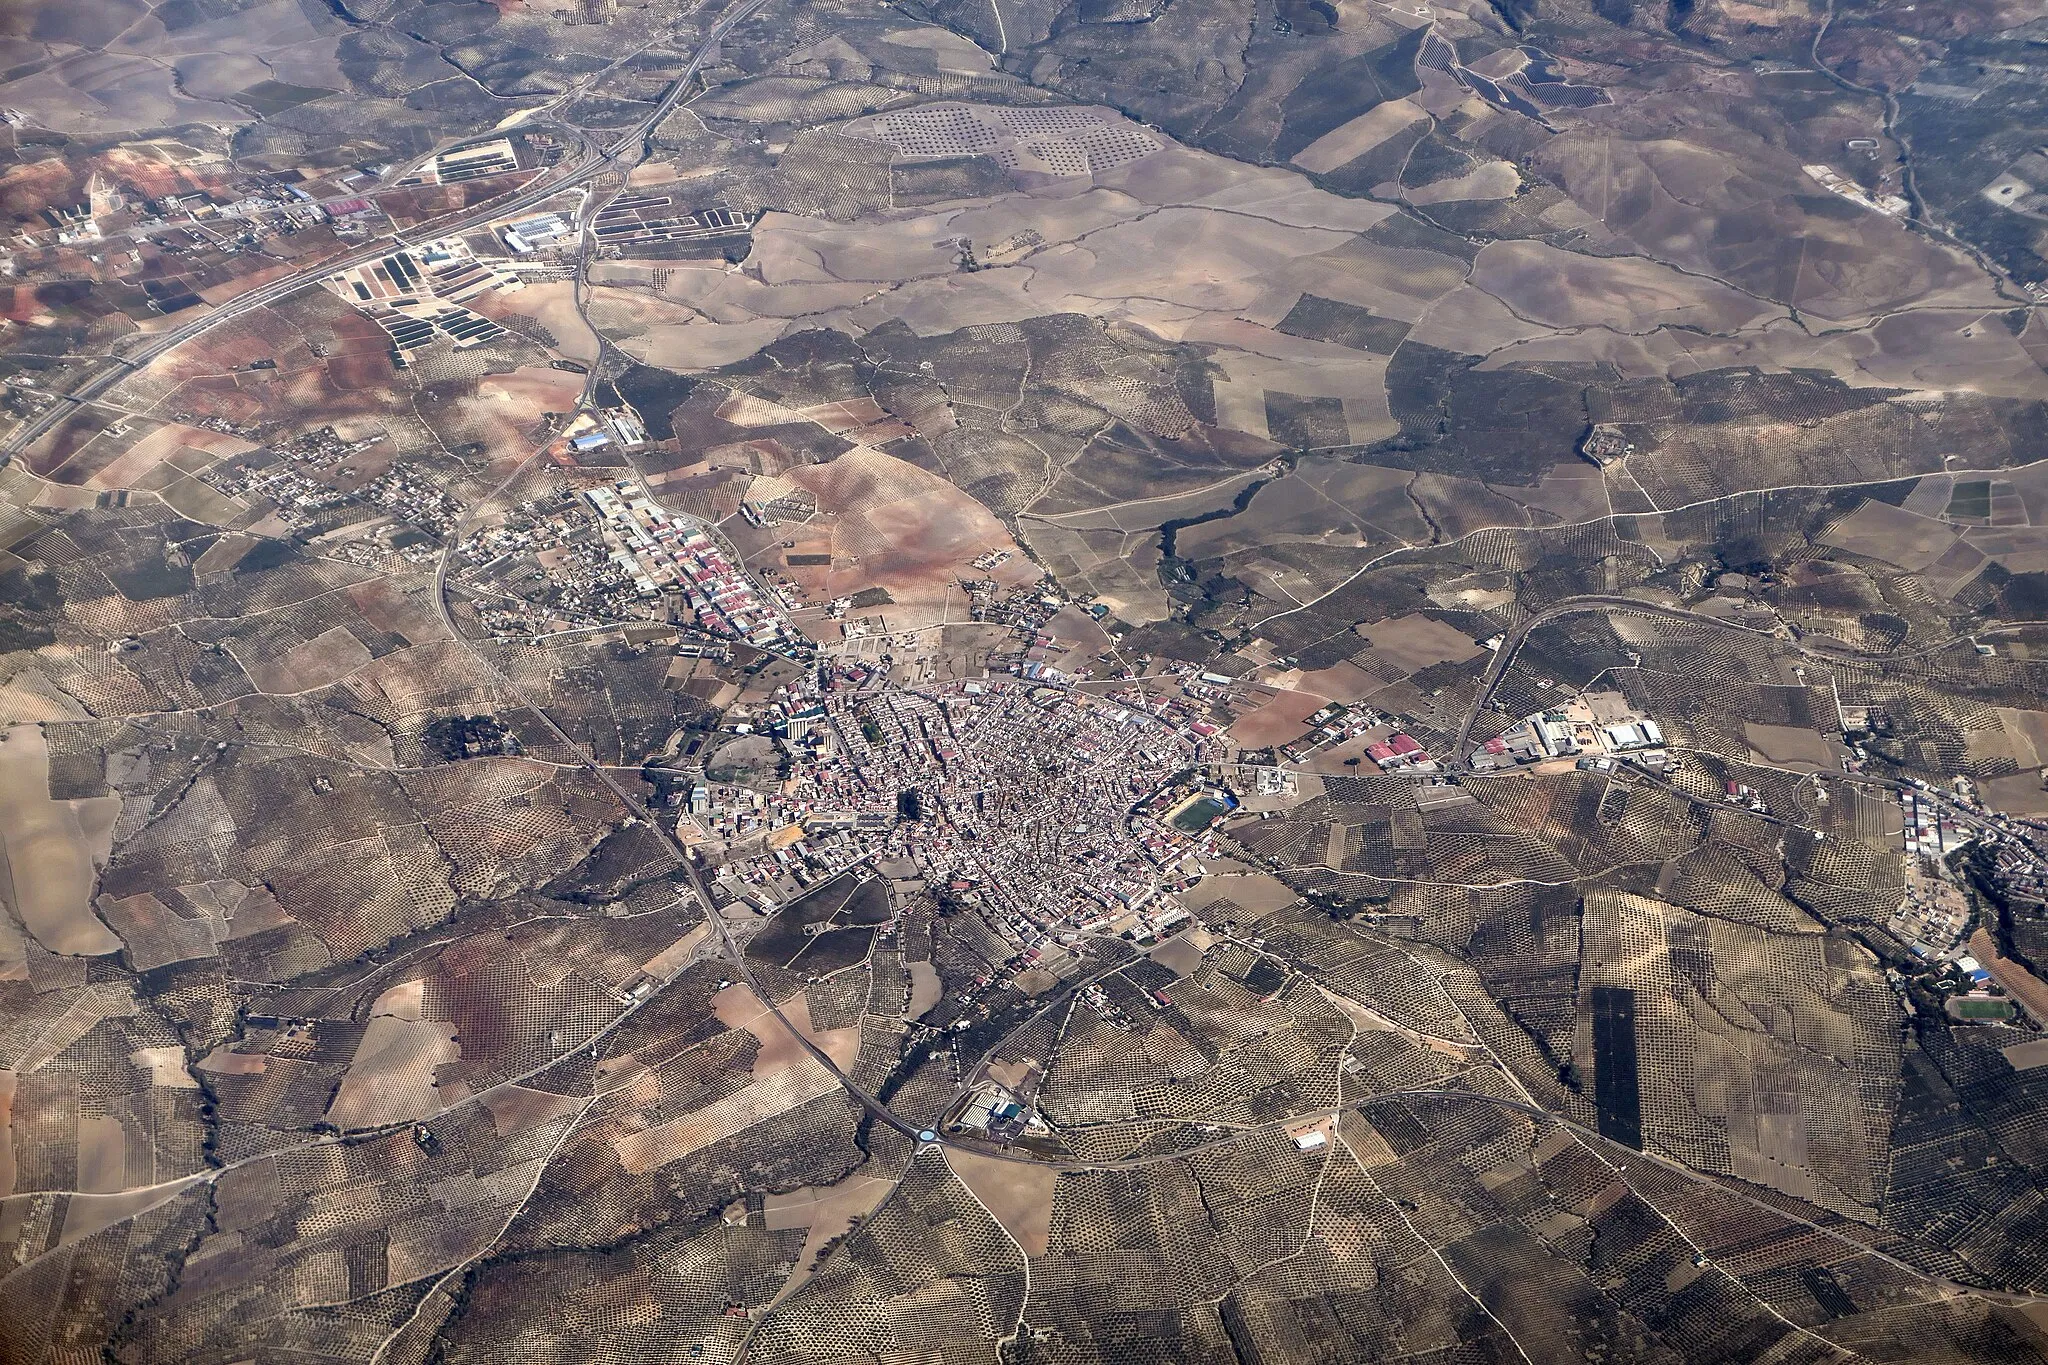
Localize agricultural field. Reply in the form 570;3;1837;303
5;0;2048;1359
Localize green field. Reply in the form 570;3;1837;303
1947;480;1993;521
1170;795;1233;833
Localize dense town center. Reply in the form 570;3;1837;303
697;676;1215;950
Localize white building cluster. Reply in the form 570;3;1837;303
1479;689;1668;771
582;482;785;646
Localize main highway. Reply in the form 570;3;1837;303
0;0;774;463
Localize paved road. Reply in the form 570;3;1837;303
0;0;775;465
432;588;929;1146
431;492;927;1152
0;164;594;459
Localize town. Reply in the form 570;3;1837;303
690;671;1232;966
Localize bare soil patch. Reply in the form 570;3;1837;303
906;959;941;1018
714;982;861;1075
1356;613;1485;675
1820;498;1964;572
1742;723;1842;773
1231;687;1329;747
763;1168;897;1304
0;725;121;956
944;1145;1057;1257
1983;772;2048;816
